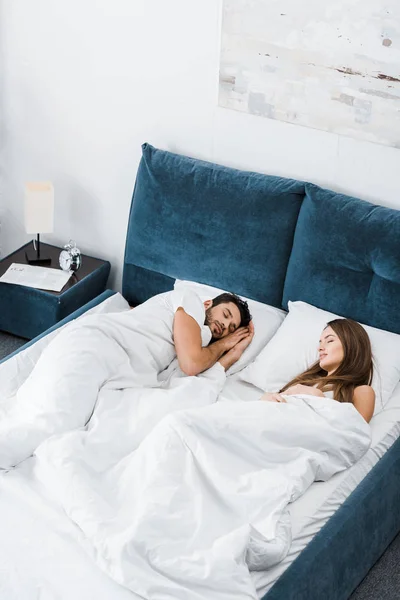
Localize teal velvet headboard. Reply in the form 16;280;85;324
123;143;400;335
123;143;305;308
283;182;400;334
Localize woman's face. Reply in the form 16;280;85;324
318;326;344;374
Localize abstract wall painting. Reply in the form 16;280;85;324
219;0;400;148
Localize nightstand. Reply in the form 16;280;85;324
0;242;111;339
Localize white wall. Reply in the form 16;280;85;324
1;0;399;290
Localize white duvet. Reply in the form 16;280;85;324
0;299;371;600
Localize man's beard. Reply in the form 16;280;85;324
204;306;217;343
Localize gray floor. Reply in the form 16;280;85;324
0;331;28;358
0;332;399;599
349;532;400;599
0;332;27;360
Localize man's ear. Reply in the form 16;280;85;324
203;299;213;310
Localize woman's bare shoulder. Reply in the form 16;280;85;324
352;385;375;423
354;385;375;399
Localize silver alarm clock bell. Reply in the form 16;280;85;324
59;240;82;272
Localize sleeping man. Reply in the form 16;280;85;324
112;286;254;382
0;287;254;468
155;287;254;375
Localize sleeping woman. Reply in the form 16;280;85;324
260;318;376;423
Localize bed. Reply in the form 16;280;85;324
1;143;399;600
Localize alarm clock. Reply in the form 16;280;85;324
59;240;82;272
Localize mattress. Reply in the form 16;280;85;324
1;361;399;600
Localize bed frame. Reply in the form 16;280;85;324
7;143;400;599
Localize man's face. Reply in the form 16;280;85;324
204;301;241;339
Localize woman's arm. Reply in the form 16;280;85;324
260;392;287;403
352;385;375;423
260;384;324;403
283;384;325;397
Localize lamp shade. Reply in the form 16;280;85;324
24;182;54;234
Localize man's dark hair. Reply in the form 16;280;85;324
211;293;252;327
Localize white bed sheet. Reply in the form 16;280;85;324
0;362;399;599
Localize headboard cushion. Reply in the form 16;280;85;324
283;183;400;334
123;143;305;307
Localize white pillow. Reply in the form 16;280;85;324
239;301;400;415
174;279;286;375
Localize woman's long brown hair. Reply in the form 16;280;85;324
280;318;373;404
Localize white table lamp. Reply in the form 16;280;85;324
24;182;54;265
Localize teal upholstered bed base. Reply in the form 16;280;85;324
6;144;400;599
